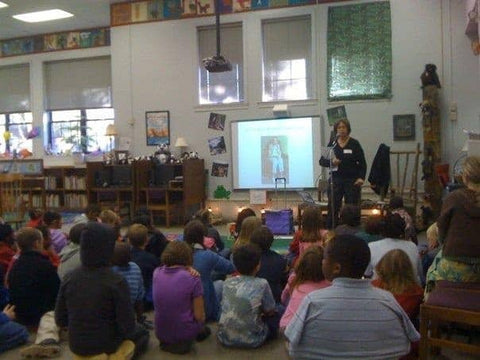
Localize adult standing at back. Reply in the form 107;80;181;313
319;119;366;228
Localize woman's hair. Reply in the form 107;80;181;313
375;249;417;294
161;241;193;267
463;156;480;185
301;206;324;243
339;204;361;227
333;119;351;135
235;208;256;235
183;220;207;246
290;247;325;290
234;216;263;248
43;211;61;226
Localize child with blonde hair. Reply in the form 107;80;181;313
233;216;262;249
372;249;423;319
280;247;330;329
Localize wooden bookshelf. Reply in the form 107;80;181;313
44;166;88;211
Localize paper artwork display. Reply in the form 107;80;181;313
208;113;226;131
211;162;229;177
208;136;227;155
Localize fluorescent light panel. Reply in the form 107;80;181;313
13;9;73;23
0;2;9;9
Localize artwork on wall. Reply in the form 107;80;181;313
211;162;229;177
0;159;43;175
146;111;170;146
393;114;416;141
0;28;110;58
208;136;227;155
208;113;226;131
326;105;347;126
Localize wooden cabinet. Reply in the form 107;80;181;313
86;162;135;220
135;159;206;226
44;167;87;211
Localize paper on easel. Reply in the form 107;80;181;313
250;190;267;205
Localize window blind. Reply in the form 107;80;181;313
45;56;112;110
0;64;30;113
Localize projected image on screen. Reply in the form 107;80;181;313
231;116;320;190
262;136;288;184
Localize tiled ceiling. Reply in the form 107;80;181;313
0;0;116;40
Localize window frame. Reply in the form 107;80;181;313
45;107;114;154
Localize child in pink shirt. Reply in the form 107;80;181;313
280;247;330;330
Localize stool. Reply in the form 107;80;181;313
73;340;135;360
419;281;480;359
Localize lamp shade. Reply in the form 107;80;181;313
105;124;118;136
175;137;188;148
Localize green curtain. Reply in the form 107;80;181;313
327;1;392;101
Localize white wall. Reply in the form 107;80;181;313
1;0;478;199
112;0;480;198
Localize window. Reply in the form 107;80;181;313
45;108;114;154
327;2;392;101
262;15;312;102
198;23;244;104
0;112;33;154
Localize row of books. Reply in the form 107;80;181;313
44;176;86;190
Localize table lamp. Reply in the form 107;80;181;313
105;124;118;152
175;137;188;155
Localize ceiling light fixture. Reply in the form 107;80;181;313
13;9;73;23
0;2;9;9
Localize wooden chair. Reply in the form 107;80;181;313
382;143;422;219
0;173;26;228
146;188;171;227
419;281;480;359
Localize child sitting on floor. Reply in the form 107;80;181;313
250;226;288;304
285;235;420;359
280;247;330;329
217;244;279;348
288;206;329;266
184;220;235;322
43;211;67;254
0;303;29;354
372;249;424;321
153;241;210;354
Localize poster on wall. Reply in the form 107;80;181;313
208;136;227;155
208;113;226;131
326;105;347;126
146;111;170;146
211;162;229;177
393;114;415;141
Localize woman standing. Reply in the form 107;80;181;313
319;119;366;228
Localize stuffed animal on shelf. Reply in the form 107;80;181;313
420;64;441;88
154;144;171;164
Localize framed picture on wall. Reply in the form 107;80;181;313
146;111;170;146
393;114;416;141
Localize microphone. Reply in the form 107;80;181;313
331;134;340;147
